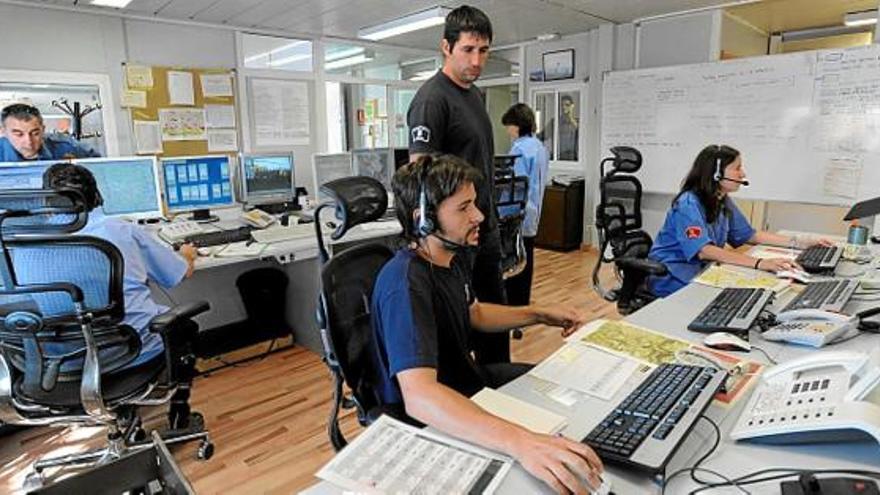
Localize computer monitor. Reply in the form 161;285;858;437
240;153;295;207
311;152;352;204
0;161;56;190
75;157;163;219
160;155;235;222
352;148;394;191
393;148;410;170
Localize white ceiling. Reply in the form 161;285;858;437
18;0;746;49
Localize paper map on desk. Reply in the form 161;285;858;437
570;320;763;407
694;264;791;292
317;415;512;494
576;320;690;366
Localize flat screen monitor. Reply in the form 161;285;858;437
311;152;352;203
75;157;163;219
240;153;295;205
352;148;394;193
393;148;410;170
160;155;235;222
0;161;56;190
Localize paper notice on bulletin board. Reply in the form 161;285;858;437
250;78;310;147
167;71;195;105
159;108;206;141
126;65;153;89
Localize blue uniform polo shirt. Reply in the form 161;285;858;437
648;191;755;297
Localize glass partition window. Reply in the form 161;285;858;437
323;42;437;81
242;34;313;72
0;82;107;156
534;90;581;162
482;47;521;79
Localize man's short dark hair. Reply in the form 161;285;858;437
1;103;42;125
561;95;574;106
43;162;103;211
392;154;482;242
443;5;493;50
501;103;536;137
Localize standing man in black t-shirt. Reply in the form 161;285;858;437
407;5;509;364
370;154;604;493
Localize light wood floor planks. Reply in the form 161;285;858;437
0;247;622;494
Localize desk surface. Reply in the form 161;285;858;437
306;252;880;494
147;208;401;270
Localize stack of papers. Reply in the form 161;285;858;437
470;388;567;434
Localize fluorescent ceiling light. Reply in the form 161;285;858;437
409;70;436;81
358;6;451;41
244;40;310;64
844;10;878;27
325;54;374;70
90;0;134;7
326;47;365;62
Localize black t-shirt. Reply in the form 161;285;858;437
407;70;499;247
370;249;486;405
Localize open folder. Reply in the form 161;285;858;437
471;387;568;435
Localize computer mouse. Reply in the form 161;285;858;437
776;269;811;284
703;332;751;352
196;247;212;257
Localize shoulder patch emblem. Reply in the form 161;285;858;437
411;125;431;143
685;226;702;239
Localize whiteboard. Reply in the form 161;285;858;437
601;44;880;206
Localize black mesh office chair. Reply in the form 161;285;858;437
592;147;667;314
495;172;529;280
313;176;409;451
0;189;212;489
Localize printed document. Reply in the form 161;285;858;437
471;387;567;434
529;342;640;400
316;415;512;494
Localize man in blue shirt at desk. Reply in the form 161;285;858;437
371;154;604;494
0;103;99;161
40;163;196;368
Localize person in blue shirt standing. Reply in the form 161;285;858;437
0;103;99;162
39;163;196;369
648;144;829;297
500;103;549;305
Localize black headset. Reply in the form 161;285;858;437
415;159;436;238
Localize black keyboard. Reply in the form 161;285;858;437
796;245;842;273
184;226;254;247
582;363;725;473
688;287;773;333
782;278;858;313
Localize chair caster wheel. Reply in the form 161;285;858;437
197;440;214;460
23;471;44;491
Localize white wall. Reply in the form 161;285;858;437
637;11;719;68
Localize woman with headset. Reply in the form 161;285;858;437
647;144;830;297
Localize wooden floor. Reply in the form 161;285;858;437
0;248;622;494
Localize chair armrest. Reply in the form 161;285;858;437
149;301;210;335
616;257;668;276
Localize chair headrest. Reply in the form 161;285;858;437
319;176;388;240
0;188;87;236
610;146;642;173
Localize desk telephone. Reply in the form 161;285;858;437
763;309;857;348
731;349;880;446
241;208;275;229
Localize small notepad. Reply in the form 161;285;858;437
471;387;568;435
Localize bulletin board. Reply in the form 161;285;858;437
123;63;238;157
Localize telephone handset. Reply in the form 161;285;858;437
762;309;857;348
731;348;880;446
241;208;275;229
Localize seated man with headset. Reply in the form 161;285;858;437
370;154;605;493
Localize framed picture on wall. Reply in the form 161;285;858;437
542;49;574;81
